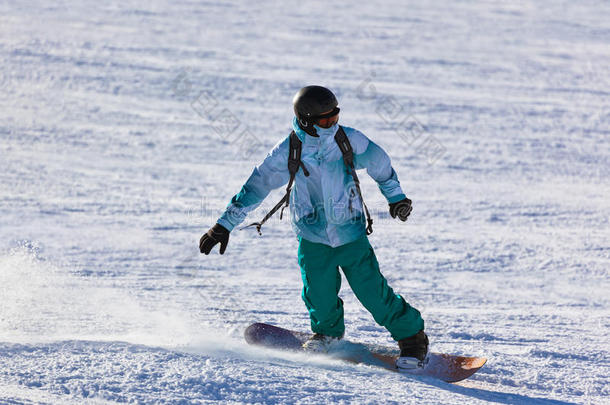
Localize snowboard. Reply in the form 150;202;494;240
244;323;487;383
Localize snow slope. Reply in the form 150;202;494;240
1;0;609;403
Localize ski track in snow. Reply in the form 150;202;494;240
1;0;609;404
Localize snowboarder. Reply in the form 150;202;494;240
199;85;428;369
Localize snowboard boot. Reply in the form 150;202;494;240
302;333;342;353
396;330;429;370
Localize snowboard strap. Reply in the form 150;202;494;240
241;126;373;235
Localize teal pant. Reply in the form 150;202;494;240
298;236;424;341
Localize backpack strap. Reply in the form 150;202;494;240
281;131;309;218
334;126;374;235
240;131;308;235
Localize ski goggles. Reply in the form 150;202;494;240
314;107;340;128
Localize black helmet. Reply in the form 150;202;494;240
293;85;339;135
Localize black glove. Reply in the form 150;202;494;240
389;198;412;222
199;223;230;255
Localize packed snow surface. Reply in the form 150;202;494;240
1;0;609;404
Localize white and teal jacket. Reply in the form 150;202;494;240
217;118;406;247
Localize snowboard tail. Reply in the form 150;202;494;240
244;322;487;383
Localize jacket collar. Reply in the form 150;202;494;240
292;117;339;143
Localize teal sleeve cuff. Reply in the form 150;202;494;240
216;218;235;232
387;193;407;204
